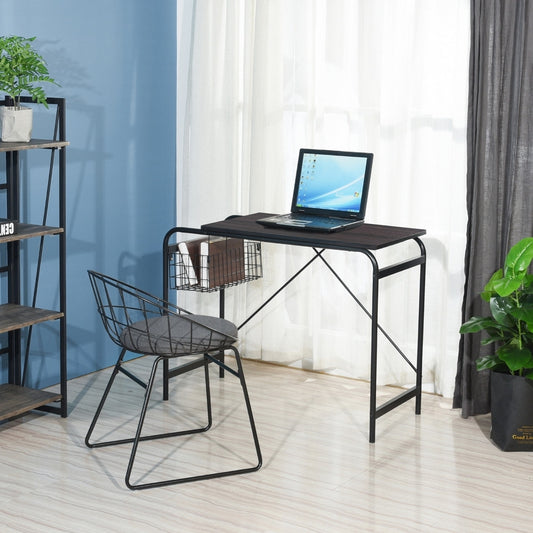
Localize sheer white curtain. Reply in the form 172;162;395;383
177;0;469;397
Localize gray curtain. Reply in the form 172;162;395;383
453;0;533;416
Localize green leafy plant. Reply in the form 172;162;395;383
460;237;533;378
0;35;58;109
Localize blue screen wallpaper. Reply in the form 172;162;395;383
295;154;368;213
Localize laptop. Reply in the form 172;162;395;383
258;148;373;232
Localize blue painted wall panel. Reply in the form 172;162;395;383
0;1;177;386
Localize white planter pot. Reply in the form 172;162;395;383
0;106;33;142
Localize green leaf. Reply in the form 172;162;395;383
476;354;504;372
504;237;533;279
490;238;533;297
0;35;58;105
492;276;524;297
510;301;533;327
482;269;503;301
497;344;533;372
489;296;515;326
480;332;509;345
460;316;496;334
459;316;514;344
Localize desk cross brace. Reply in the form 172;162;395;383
236;247;416;373
230;243;425;444
236;249;326;330
315;248;418;373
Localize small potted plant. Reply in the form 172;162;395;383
460;236;533;451
0;35;58;142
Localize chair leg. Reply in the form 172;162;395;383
125;355;214;489
85;353;212;450
85;348;128;448
126;348;262;490
125;355;164;489
230;346;263;473
204;346;262;473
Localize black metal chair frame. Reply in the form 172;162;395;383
85;270;262;490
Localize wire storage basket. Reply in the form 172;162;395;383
169;237;262;292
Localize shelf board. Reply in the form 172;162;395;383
0;303;63;333
0;384;62;421
0;223;63;244
0;139;69;152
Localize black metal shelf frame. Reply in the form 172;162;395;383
0;96;68;419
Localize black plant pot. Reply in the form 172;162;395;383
490;371;533;451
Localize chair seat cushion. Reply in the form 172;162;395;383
119;314;238;356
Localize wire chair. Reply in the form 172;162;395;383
85;270;262;490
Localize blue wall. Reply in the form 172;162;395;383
0;1;177;385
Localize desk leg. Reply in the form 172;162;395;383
163;360;169;401
219;288;225;378
415;238;426;414
369;257;379;444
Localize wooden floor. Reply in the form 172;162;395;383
0;357;531;533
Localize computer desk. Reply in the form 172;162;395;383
163;212;426;443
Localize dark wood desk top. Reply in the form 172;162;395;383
201;213;426;251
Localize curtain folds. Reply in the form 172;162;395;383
453;0;533;415
178;0;470;397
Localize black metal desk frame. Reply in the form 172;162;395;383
163;213;426;443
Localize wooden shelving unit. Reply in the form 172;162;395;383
0;97;68;421
0;385;62;422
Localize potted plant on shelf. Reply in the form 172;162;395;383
0;35;58;142
460;236;533;451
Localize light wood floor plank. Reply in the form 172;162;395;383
0;357;531;532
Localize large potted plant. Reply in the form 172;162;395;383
460;237;533;451
0;35;58;142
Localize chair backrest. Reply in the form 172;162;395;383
87;270;238;356
87;270;162;347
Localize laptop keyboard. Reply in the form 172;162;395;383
284;214;344;227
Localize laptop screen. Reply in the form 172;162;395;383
291;149;373;219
